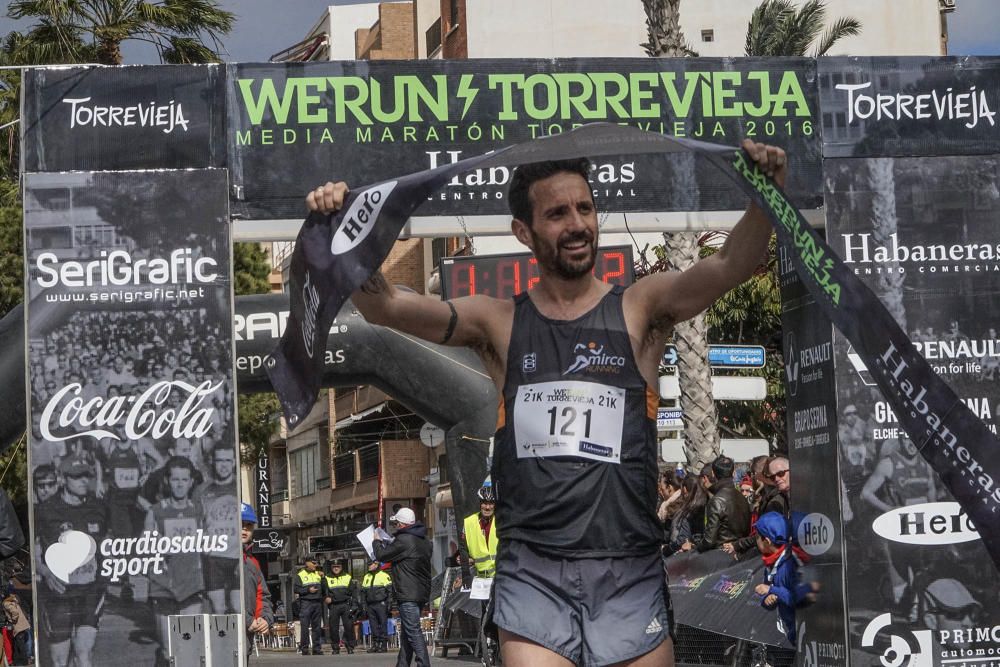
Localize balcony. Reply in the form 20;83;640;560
328;440;431;512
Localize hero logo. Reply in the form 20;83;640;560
861;613;933;667
330;181;398;256
796;512;834;556
871;501;981;545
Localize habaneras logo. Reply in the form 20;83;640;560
39;380;222;442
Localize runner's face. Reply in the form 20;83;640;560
64;473;91;498
213;452;235;480
521;172;598;280
35;477;59;502
167;467;193;500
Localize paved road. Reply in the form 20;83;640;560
251;648;477;665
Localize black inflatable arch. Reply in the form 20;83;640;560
0;293;496;520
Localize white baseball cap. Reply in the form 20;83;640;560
390;507;416;525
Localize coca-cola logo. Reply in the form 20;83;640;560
40;380;222;442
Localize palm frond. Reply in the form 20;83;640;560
813;16;862;56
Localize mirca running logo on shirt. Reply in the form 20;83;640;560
563;341;625;375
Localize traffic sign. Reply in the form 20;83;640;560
656;408;683;430
662;344;766;368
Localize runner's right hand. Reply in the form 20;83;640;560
306;182;349;214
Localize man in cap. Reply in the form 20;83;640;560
920;578;982;634
294;554;325;655
374;507;432;666
323;558;356;654
360;560;392;653
458;485;498;588
240;503;273;663
34;454;106;667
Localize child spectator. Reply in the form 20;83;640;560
753;512;811;644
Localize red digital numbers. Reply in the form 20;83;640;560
442;247;633;299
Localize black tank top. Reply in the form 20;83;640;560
493;286;660;557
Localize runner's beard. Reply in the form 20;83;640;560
532;229;597;280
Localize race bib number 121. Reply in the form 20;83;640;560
513;380;625;463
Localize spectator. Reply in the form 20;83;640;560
323;559;355;654
753;512;810;644
360;561;392;654
239;503;273;665
2;595;31;665
294;556;325;655
671;476;709;554
656;470;683;548
373;507;432;667
690;456;751;552
761;457;790;516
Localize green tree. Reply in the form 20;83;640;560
7;0;235;65
0;207;22;318
233;242;279;464
641;0;721;472
745;0;861;57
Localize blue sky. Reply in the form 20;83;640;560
0;0;997;62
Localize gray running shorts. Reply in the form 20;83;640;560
492;540;671;666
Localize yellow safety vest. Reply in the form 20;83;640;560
362;571;392;588
298;570;323;585
464;513;498;577
324;573;352;590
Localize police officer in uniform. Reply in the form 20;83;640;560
361;560;392;653
294;556;324;655
323;559;355;654
459;485;498;587
308;139;788;667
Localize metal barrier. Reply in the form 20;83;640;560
675;625;795;667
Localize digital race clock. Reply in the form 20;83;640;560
439;246;635;299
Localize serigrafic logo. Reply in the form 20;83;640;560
39;380;221;443
301;271;321;359
784;332;831;397
563;342;625;375
841;232;1000;276
836;82;996;130
796;512;835;556
797;622;847;667
861;613;934;667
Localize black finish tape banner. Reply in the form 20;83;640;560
714;149;1000;574
229;58;823;219
24;170;239;665
268;122;1000;574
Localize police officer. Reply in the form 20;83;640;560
294;555;324;655
361;560;392;653
324;559;355;654
459;485;498;588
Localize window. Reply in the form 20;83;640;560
449;0;460;29
290;444;319;498
426;17;442;55
701;29;714;43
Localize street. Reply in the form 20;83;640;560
251;648;477;665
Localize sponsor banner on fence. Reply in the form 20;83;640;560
825;155;1000;664
229;58;823;219
819;56;1000;158
22;65;226;172
666;548;790;647
24;170;238;666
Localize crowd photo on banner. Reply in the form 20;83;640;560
24;170;238;666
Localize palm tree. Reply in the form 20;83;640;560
745;0;861;57
7;0;235;65
641;0;721;473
